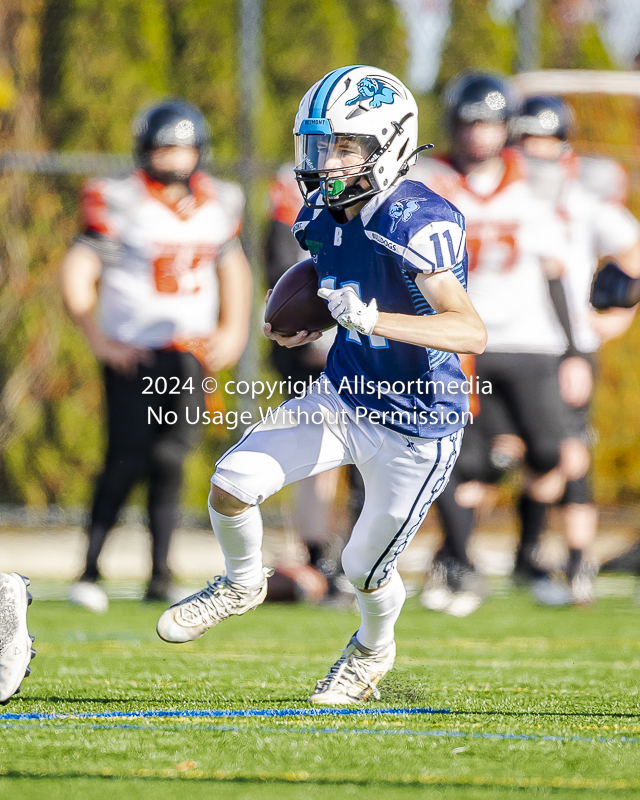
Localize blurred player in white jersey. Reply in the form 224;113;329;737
61;100;252;611
517;96;640;598
0;573;35;705
413;73;580;613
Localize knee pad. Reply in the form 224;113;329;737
341;541;382;591
561;474;592;506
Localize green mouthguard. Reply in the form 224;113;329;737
326;179;346;198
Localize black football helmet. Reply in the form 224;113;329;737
516;95;573;141
444;73;517;131
133;99;210;184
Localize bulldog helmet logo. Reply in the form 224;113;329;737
346;77;399;109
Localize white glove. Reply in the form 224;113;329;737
318;286;379;336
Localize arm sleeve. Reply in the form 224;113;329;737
402;220;466;275
218;236;242;262
547;277;580;357
73;229;120;267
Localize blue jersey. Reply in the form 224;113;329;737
292;179;471;438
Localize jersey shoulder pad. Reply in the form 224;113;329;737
364;181;466;275
79;174;139;238
206;175;245;213
578;155;629;204
409;156;462;202
205;174;245;237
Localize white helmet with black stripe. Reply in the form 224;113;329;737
294;65;425;209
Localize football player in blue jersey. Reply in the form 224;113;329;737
157;66;486;704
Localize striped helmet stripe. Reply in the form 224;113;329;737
309;65;363;119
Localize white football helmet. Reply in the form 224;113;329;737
293;65;423;208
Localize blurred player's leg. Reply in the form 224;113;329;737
487;353;572;604
513;496;548;580
146;352;204;602
71;365;153;613
562;473;598;605
0;573;35;705
292;467;358;603
558;395;598;604
564;500;598;604
296;472;336;554
422;391;506;617
423;476;489;617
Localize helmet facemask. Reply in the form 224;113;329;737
294;116;417;209
294;133;381;209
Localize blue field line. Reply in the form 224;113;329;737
1;721;639;745
0;706;449;722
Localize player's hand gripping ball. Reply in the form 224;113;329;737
317;286;379;336
265;258;336;336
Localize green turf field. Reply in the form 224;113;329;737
2;590;640;799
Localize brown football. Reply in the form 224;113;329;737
265;258;336;336
265;563;329;604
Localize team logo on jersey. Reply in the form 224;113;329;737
346;77;398;110
389;199;420;233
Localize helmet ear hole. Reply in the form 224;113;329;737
397;139;409;161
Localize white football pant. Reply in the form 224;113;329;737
212;379;462;590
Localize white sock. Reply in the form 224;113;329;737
208;501;264;586
355;569;406;652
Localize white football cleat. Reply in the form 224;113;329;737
309;634;395;705
420;562;452;612
422;559;487;617
445;591;484;618
570;562;597;606
156;568;272;643
0;573;36;705
69;581;109;614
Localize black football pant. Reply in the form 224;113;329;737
81;350;204;583
435;352;567;569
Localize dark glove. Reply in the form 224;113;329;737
591;261;640;310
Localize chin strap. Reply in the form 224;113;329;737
144;167;194;187
397;143;434;179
